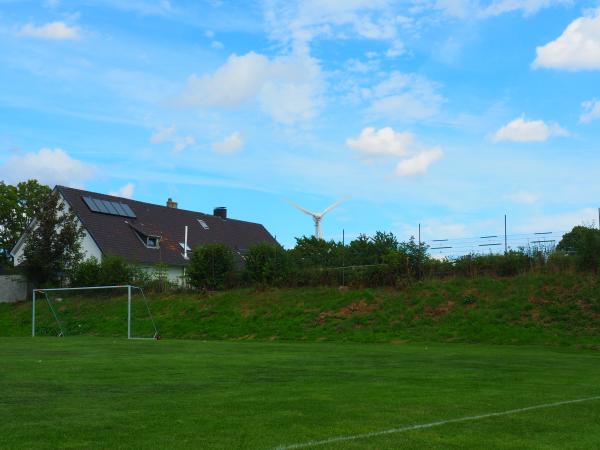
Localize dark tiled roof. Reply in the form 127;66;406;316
58;186;277;267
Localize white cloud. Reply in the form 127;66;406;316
492;117;569;142
533;9;600;70
365;72;443;121
149;125;195;153
179;51;322;123
109;182;135;199
211;40;224;50
150;125;176;144
479;0;569;18
18;21;80;40
580;99;600;124
264;1;400;51
212;132;244;155
346;127;413;157
395;147;443;176
0;148;95;188
436;0;569;18
506;190;540;205
515;207;599;233
346;126;444;176
385;40;405;58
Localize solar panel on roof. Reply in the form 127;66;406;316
102;200;119;215
82;196;99;212
93;198;109;213
81;195;137;218
112;202;127;216
121;203;136;218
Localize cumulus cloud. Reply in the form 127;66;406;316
346;127;413;157
492;117;568;143
18;21;80;40
533;9;600;70
0;148;95;187
346;127;444;176
149;125;195;153
109;182;135;199
179;51;322;124
580;99;600;124
395;147;443;177
212;131;244;155
365;72;443;121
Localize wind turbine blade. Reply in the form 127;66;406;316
286;199;316;217
320;198;346;216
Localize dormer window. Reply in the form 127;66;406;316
132;228;160;249
147;236;160;248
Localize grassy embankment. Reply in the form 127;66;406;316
1;273;598;347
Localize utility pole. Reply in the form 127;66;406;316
342;229;345;287
504;214;507;254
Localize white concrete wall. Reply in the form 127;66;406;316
0;275;28;303
138;264;185;285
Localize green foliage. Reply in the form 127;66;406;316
187;243;235;290
0;180;51;266
557;225;600;272
71;255;141;287
244;242;289;285
21;191;84;285
288;236;342;268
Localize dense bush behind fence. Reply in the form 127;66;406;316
65;225;599;292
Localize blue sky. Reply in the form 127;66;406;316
1;0;599;249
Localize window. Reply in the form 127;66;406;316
147;236;159;248
197;219;209;230
179;242;191;252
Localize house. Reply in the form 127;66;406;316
11;185;278;284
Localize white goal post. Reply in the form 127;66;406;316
32;285;160;340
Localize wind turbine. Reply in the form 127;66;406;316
288;199;345;239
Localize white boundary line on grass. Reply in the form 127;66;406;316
273;395;600;450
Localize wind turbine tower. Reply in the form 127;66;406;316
288;199;344;239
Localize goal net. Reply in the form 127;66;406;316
32;285;160;340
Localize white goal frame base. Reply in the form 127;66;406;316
32;285;159;340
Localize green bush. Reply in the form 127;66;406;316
244;242;289;286
71;255;140;287
187;244;236;290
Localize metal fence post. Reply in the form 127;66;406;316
127;285;131;339
32;290;36;337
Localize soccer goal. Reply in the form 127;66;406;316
32;285;160;340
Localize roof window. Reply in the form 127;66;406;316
197;219;209;230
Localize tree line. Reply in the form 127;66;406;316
2;179;600;290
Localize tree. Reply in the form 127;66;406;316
244;242;289;285
557;225;600;272
289;236;342;268
21;191;84;285
187;244;235;290
0;180;51;266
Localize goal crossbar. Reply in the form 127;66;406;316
32;285;159;340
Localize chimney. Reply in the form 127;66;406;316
213;207;227;220
166;198;178;209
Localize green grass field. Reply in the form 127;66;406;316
1;337;599;449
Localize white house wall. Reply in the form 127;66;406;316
138;265;185;285
12;191;102;266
